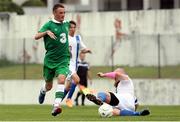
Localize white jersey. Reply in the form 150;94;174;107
116;75;134;95
68;35;86;74
114;75;136;111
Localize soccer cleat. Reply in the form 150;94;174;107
79;85;90;95
82;88;91;95
79;85;96;95
140;109;150;116
51;107;62;116
86;94;103;106
38;91;46;104
66;99;73;108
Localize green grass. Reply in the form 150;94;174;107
0;105;180;121
0;64;43;79
0;64;180;79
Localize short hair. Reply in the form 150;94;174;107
115;68;126;74
53;3;65;12
70;20;76;27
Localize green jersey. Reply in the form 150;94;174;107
39;20;70;69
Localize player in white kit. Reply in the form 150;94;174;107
86;68;150;116
63;20;91;107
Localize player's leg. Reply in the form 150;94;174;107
86;92;110;106
74;80;87;106
98;92;119;106
66;73;80;107
115;92;137;113
52;64;69;116
63;78;71;100
81;81;87;106
38;66;54;104
114;93;150;116
52;74;66;116
134;97;139;111
98;92;110;103
81;93;85;106
39;82;53;104
63;71;72;99
68;73;80;99
86;92;119;106
112;108;150;116
74;91;81;106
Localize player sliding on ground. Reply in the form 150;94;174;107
86;68;150;116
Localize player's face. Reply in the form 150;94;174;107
69;24;76;36
53;7;65;22
80;53;85;61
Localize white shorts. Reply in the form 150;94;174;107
114;93;135;111
66;63;76;82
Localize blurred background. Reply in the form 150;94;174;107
0;0;180;105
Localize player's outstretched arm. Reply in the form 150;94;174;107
34;30;57;40
97;71;124;80
81;48;92;54
97;72;105;78
35;31;46;40
97;72;117;79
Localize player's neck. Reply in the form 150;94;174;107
69;33;75;37
80;59;84;62
52;18;62;23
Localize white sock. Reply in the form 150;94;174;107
54;84;65;107
54;98;62;107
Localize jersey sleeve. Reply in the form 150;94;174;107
78;35;87;50
38;21;50;32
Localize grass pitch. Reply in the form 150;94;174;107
0;64;180;79
0;105;180;121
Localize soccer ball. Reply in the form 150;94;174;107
98;103;113;118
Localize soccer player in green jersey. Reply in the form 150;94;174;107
34;3;70;116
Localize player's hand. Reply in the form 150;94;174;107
82;49;92;54
97;72;104;77
46;30;57;40
87;49;92;54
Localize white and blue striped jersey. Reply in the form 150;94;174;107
68;35;86;74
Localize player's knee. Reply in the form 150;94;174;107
97;92;107;102
57;75;66;84
109;92;119;106
73;77;80;84
65;85;70;91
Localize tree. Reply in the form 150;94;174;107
22;0;46;7
0;0;24;15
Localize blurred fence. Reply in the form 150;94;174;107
0;79;179;105
0;34;180;79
